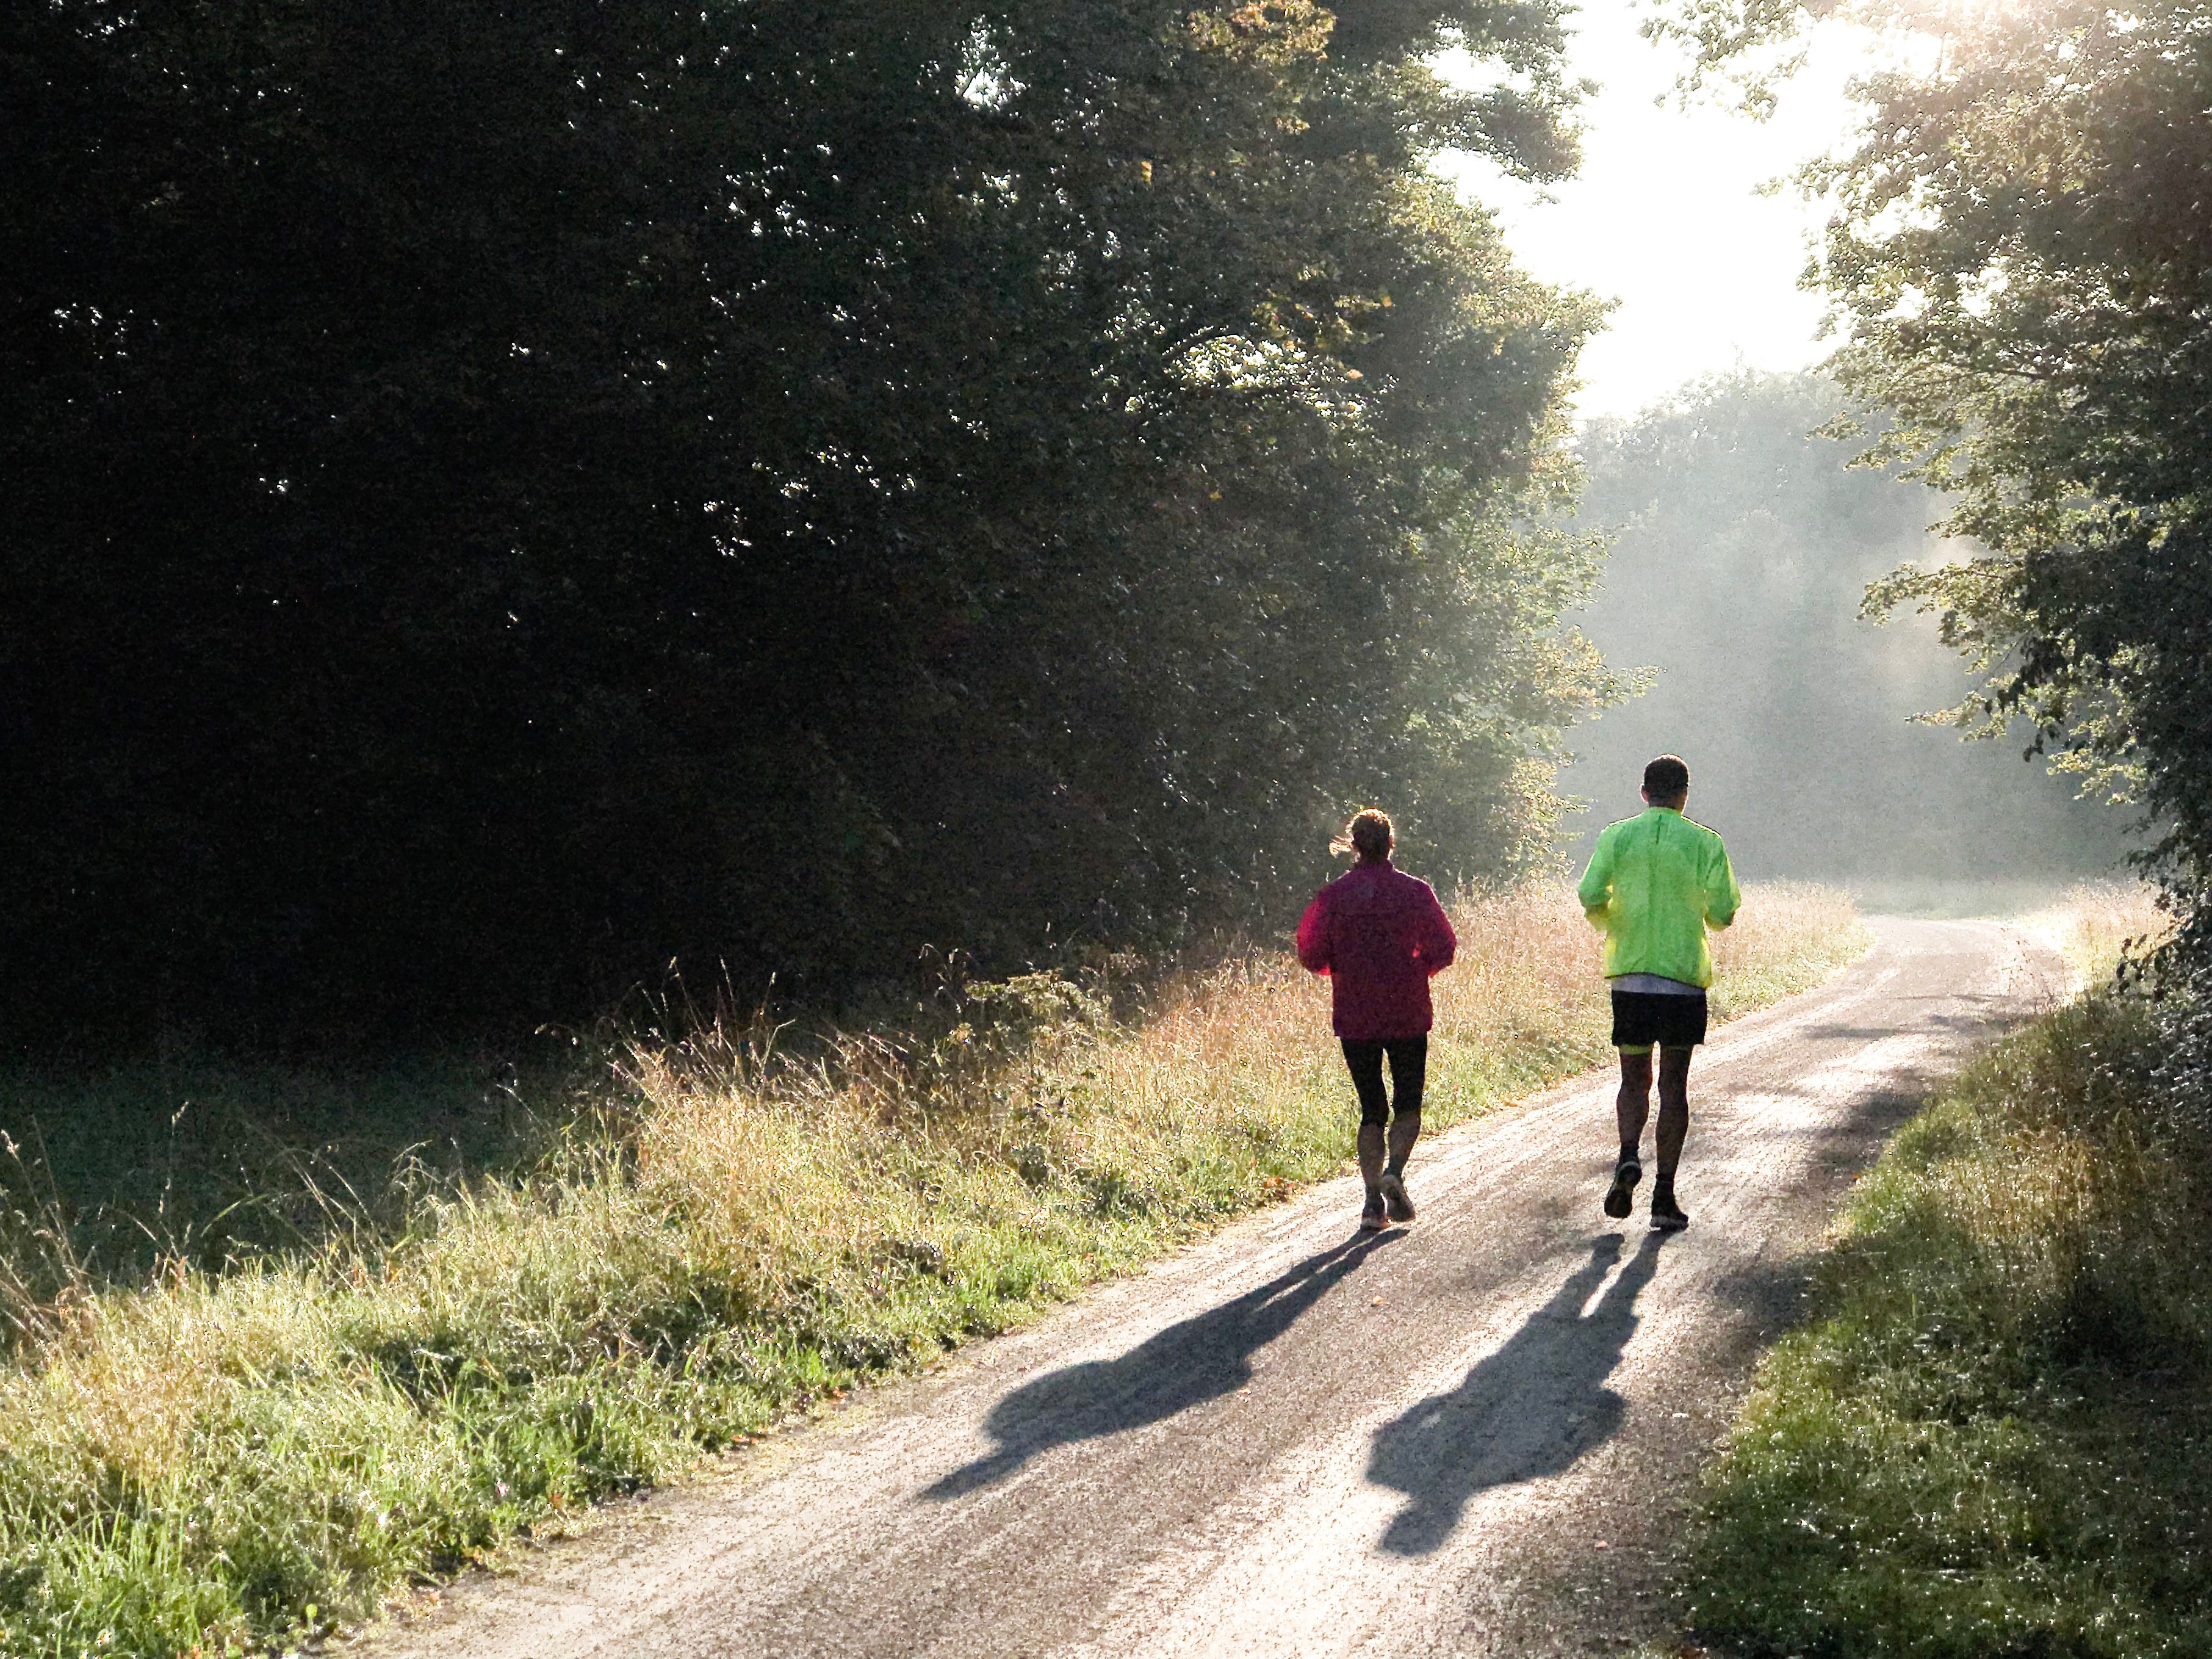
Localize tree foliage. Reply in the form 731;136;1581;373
1563;372;2130;881
2;1;1607;1038
1655;0;2209;927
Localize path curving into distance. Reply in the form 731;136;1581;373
366;917;2067;1659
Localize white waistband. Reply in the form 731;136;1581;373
1611;972;1704;996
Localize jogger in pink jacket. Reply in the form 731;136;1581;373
1297;808;1458;1232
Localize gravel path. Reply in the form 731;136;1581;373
362;917;2066;1659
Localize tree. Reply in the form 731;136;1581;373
1563;371;2131;881
1651;0;2210;936
1;2;1607;1038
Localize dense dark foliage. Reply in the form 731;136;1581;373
2;1;1606;1039
1562;372;2130;880
1656;0;2210;929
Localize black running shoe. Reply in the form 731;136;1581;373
1650;1187;1690;1232
1360;1191;1389;1232
1604;1157;1641;1220
1379;1171;1416;1224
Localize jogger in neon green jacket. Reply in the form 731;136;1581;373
1576;803;1740;984
1575;755;1740;1232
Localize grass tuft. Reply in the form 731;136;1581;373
2016;880;2172;986
0;884;1864;1658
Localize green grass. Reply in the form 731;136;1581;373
1688;990;2212;1659
0;1049;577;1293
0;884;1867;1659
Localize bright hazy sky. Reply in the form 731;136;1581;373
1438;1;1881;421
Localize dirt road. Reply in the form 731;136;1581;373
368;917;2065;1658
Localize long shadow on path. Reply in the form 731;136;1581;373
1368;1229;1670;1555
925;1229;1402;1500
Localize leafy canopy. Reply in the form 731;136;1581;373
1650;0;2208;930
2;1;1608;1036
1565;371;2131;881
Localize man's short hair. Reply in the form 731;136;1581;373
1643;754;1690;800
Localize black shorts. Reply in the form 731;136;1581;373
1610;989;1709;1051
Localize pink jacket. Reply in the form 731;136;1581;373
1295;862;1457;1039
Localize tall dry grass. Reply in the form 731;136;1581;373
1057;881;1867;1144
610;882;1867;1317
0;883;1865;1658
2017;879;2172;985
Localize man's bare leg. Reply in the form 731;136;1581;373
1654;1045;1691;1178
1646;1053;1690;1238
1649;1045;1693;1228
1615;1049;1653;1157
1605;1050;1651;1219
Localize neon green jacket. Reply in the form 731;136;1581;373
1576;806;1741;986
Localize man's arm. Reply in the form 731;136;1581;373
1705;840;1742;930
1575;830;1614;929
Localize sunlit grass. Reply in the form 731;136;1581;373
2016;878;2171;985
1708;880;1868;1019
1690;887;2212;1658
0;884;1864;1658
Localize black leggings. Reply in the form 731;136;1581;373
1341;1035;1428;1127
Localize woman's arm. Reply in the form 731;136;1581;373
1418;889;1458;974
1295;891;1332;974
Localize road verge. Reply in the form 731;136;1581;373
1682;887;2212;1657
0;884;1866;1659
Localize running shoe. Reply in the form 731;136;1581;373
1603;1156;1641;1220
1360;1191;1389;1232
1650;1187;1690;1232
1379;1171;1416;1224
